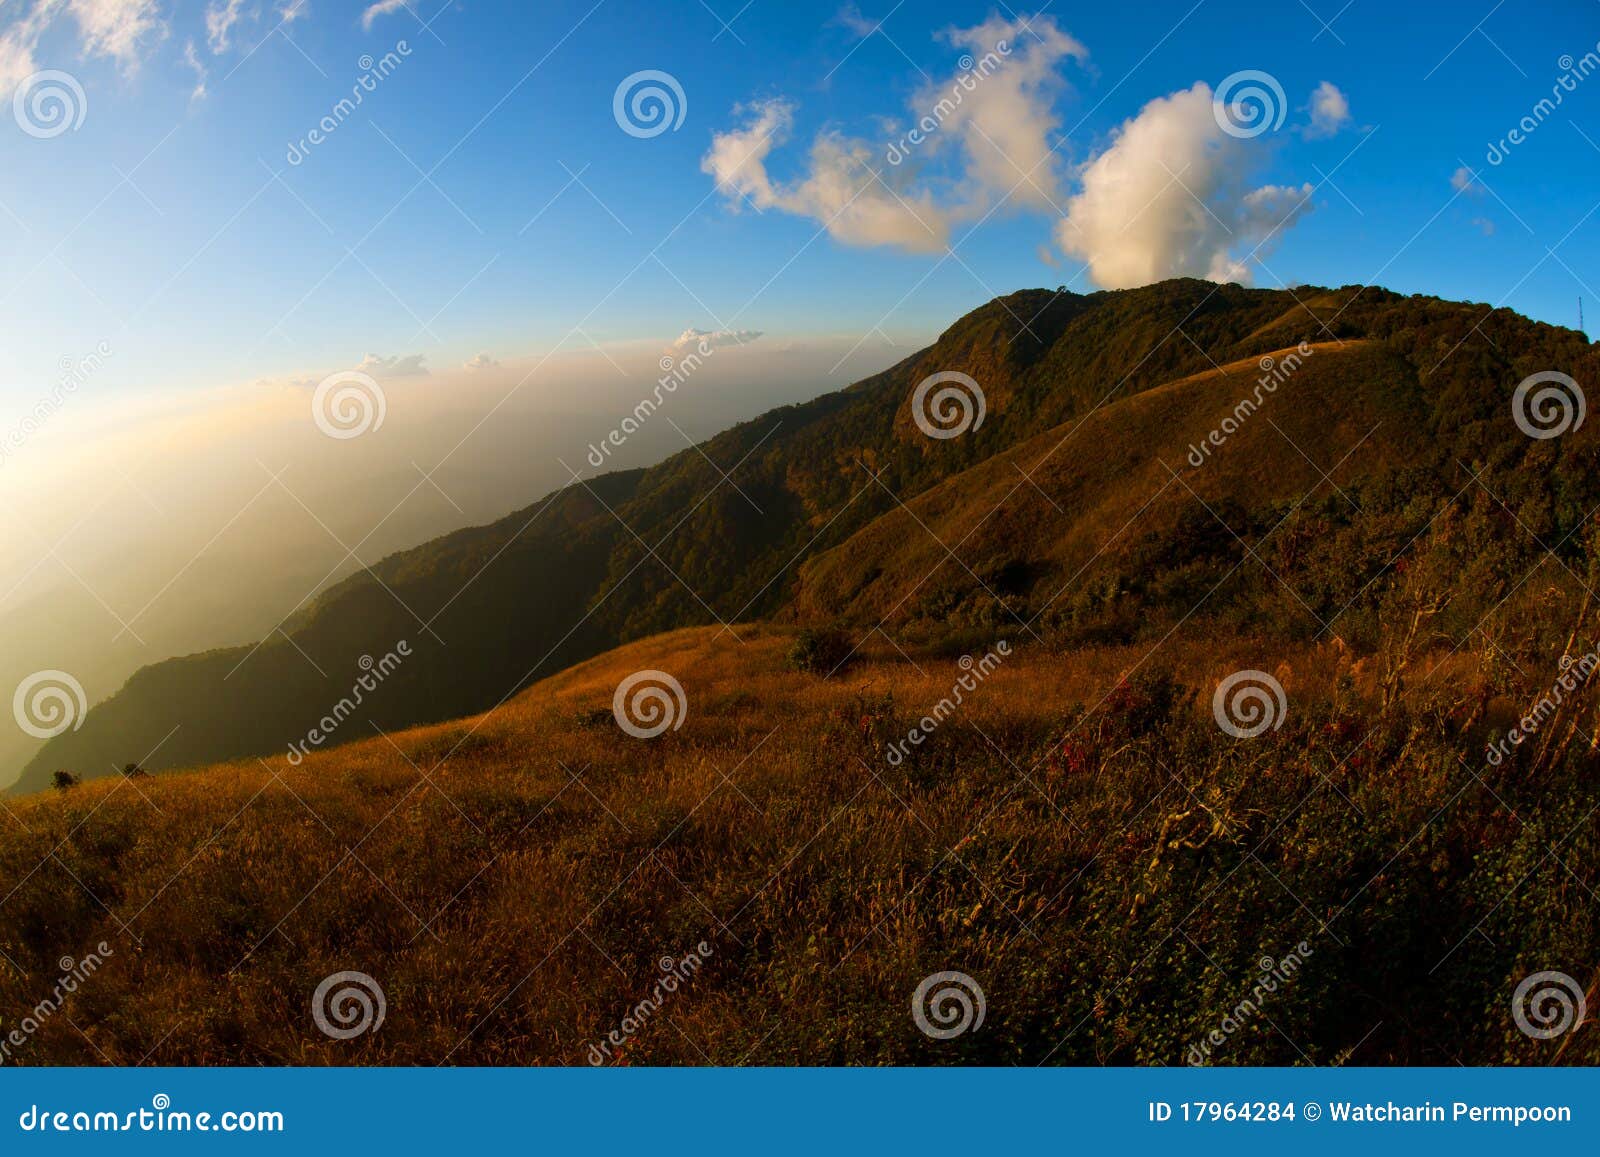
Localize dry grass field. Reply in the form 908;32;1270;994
3;622;1595;1065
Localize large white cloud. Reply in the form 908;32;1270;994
706;17;1318;288
927;13;1087;212
1054;82;1313;288
702;14;1085;255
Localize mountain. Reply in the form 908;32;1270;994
15;278;1599;795
5;278;1600;1065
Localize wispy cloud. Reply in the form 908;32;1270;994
205;0;248;54
0;0;166;88
71;0;166;66
355;352;430;377
182;37;207;100
833;3;877;39
361;0;410;30
1451;165;1485;195
670;328;763;352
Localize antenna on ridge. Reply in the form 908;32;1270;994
1581;296;1586;338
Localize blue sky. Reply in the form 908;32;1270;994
3;0;1600;407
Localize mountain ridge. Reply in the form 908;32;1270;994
14;277;1596;794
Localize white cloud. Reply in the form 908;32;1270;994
361;0;409;30
1;0;165;88
182;37;207;100
1305;80;1350;138
462;352;499;371
834;4;877;39
670;328;763;352
704;99;953;253
929;13;1087;211
279;0;309;23
0;1;56;90
702;14;1086;255
68;0;165;68
205;0;248;54
1055;82;1313;288
1451;165;1485;195
355;352;429;378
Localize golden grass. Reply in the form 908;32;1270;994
794;341;1420;625
0;624;1593;1066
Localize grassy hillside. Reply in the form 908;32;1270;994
794;339;1426;637
2;624;1595;1064
18;276;1600;825
26;278;1574;795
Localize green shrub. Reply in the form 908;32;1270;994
787;627;856;676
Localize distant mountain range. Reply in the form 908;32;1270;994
15;278;1597;796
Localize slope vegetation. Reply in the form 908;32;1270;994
16;280;1600;801
795;339;1423;638
2;623;1597;1064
